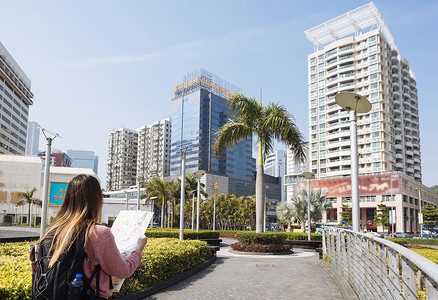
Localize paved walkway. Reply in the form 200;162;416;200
0;226;40;238
145;238;351;300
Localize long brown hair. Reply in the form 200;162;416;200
40;174;103;267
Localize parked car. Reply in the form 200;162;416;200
365;232;383;238
394;232;408;238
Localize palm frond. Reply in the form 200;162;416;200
213;120;253;155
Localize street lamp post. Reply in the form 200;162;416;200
193;170;206;232
302;172;315;241
40;129;59;238
179;148;187;240
335;92;371;232
191;193;195;230
416;188;423;238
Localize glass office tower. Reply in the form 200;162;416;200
170;69;255;182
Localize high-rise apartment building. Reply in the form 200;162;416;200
170;69;255;184
137;118;171;182
285;144;309;201
304;2;421;182
67;149;99;174
106;128;138;191
0;42;33;155
25;121;40;155
264;150;286;202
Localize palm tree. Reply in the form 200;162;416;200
276;201;296;231
16;187;39;225
144;177;169;228
214;94;306;232
289;188;330;232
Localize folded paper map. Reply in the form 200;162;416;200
110;210;153;292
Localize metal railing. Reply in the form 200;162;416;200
322;227;438;299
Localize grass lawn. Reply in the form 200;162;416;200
409;247;438;264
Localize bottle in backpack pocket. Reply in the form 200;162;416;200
67;273;84;300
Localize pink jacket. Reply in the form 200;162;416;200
83;225;142;298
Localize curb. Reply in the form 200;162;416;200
228;249;294;255
116;256;217;300
317;260;359;300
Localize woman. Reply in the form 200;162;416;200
38;174;147;299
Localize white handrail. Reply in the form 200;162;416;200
322;226;438;299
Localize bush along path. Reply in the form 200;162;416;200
0;238;212;300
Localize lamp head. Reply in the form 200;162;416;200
335;92;371;114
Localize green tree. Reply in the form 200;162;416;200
16;188;40;226
339;203;352;227
422;204;438;224
213;94;306;232
288;188;330;232
276;201;295;231
374;203;390;233
144;177;170;228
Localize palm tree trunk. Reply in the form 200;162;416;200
256;140;265;233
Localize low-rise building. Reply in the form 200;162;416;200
297;172;437;233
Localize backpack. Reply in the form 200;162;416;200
31;230;101;300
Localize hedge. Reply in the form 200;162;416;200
285;232;322;241
145;228;220;239
234;232;288;245
218;230;323;241
0;238;212;299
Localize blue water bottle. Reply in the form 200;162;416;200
67;273;84;300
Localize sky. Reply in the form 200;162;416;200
1;0;437;188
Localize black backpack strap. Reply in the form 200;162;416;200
82;264;101;299
95;265;100;298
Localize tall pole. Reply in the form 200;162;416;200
179;149;186;240
390;174;394;237
196;179;201;232
335;92;371;233
213;196;216;231
350;110;360;232
307;178;311;241
40;137;52;237
418;188;423;238
125;191;129;210
137;181;141;210
191;193;195;230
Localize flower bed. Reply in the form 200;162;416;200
230;243;292;253
230;232;292;253
0;238;212;299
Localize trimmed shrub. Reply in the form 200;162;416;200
235;232;288;245
0;242;32;300
0;239;212;300
217;230;323;241
230;242;292;253
387;238;409;246
285;232;322;241
113;238;212;298
145;228;220;239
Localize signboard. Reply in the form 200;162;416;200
49;182;68;205
298;173;401;197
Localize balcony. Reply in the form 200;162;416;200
396;153;403;159
396;162;404;169
414;165;421;171
339;45;354;54
407;167;414;173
